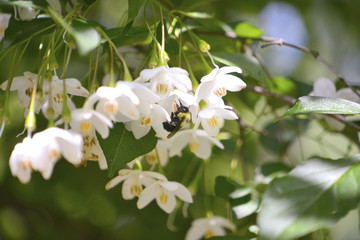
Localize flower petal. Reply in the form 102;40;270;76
155;189;177;213
105;174;129;190
137;183;158;209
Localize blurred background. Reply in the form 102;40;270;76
0;0;360;239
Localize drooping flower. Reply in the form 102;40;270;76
195;66;246;105
169;129;224;160
0;13;11;41
106;169;167;199
198;105;238;136
144;139;171;166
70;107;113;139
125;103;169;139
136;66;192;98
81;131;107;169
9;127;83;183
0;72;89;118
43;75;89;118
137;179;193;213
9;137;34;184
185;216;236;240
0;72;43;113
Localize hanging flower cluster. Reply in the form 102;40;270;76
0;3;246;238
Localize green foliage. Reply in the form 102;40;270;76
98;123;157;177
215;176;260;219
258;155;360;240
235;22;263;38
284;96;360;116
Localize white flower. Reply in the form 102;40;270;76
125;103;169;139
96;84;140;121
0;13;11;41
0;72;89;118
30;128;83;178
310;77;360;131
70;107;113;139
198;105;238;136
9;137;34;184
81;131;107;170
106;169;167;199
0;72;43;113
144;139;171;166
169;129;224;160
9;128;83;183
43;75;89;118
137;180;193;213
185;216;236;240
195;66;246;105
136;66;192;97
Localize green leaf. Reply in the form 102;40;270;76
214;176;242;199
71;19;100;56
127;0;146;24
284;96;360;116
98;123;157;177
258;155;360;240
3;17;55;49
235;22;263;38
213;53;266;83
232;195;260;219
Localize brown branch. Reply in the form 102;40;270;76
260;38;360;99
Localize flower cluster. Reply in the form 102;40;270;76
1;6;245;237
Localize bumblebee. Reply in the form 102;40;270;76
162;101;191;139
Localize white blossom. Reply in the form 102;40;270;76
198;105;238;136
9;128;83;183
137;179;193;213
136;66;192;98
0;72;89;118
9;137;34;184
185;216;236;240
0;13;11;41
195;66;246;105
81;131;107;170
106;169;167;199
70;107;113;139
169;129;224;160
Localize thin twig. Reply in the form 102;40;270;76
260;38;360;99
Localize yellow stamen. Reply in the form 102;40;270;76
156;83;169;95
80;121;92;133
140;116;152;126
49;148;60;160
25;88;33;98
146;150;157;165
205;229;214;238
159;192;168;204
189;140;199;153
208;117;218;128
130;184;142;196
104;102;118;114
213;87;226;97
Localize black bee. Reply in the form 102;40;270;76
162;101;191;139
